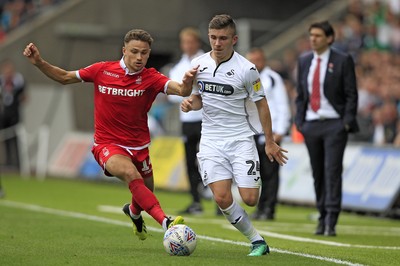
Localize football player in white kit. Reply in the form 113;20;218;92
181;14;288;256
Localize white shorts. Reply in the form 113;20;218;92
197;136;261;188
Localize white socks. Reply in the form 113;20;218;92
162;217;169;231
220;201;264;243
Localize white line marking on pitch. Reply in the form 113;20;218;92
228;226;400;250
1;200;366;266
98;204;400;250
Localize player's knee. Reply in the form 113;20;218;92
213;195;225;206
121;168;142;182
213;194;233;209
241;194;259;207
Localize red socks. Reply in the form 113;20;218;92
128;178;166;225
129;200;143;216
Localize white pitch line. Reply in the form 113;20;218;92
222;224;400;251
98;204;400;250
256;228;400;250
1;200;366;266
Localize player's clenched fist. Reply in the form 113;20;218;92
23;43;42;65
181;98;193;113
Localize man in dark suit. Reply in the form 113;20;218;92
295;21;359;237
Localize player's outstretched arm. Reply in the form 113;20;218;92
256;98;288;166
23;43;80;85
166;65;199;97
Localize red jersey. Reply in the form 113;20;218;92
77;59;170;147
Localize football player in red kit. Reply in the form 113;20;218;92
23;29;198;240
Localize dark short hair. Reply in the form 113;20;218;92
124;29;153;47
309;21;335;44
208;14;236;35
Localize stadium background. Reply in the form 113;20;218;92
0;0;399;217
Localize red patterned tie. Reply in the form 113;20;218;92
311;57;321;112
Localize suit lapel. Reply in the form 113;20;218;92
324;49;335;92
303;54;313;97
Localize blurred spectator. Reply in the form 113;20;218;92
372;100;398;145
0;58;26;171
0;0;62;42
246;47;291;220
168;27;205;215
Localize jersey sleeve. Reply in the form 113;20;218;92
148;68;170;94
245;66;265;102
78;62;105;82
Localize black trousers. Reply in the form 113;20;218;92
0;110;20;169
254;135;280;214
182;121;202;203
301;119;348;228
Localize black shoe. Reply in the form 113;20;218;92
324;226;336;236
179;202;203;215
122;203;147;240
314;223;325;235
165;215;185;230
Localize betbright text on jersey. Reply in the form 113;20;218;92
77;60;169;148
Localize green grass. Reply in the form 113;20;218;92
1;175;399;265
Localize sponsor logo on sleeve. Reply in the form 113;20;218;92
252;78;261;92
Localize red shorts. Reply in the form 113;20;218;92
91;143;153;178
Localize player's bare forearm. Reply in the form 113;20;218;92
167;66;199;97
181;65;199;96
256;98;274;142
36;60;79;84
23;43;79;85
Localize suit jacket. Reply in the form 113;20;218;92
295;48;359;133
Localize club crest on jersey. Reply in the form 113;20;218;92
102;147;110;157
197;81;234;95
135;76;142;84
252;78;261;92
225;69;235;77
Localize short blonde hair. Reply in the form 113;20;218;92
179;27;201;41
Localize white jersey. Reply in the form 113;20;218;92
192;51;265;140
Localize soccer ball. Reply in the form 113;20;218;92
163;224;197;256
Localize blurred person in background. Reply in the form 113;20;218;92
295;21;358;237
168;27;205;215
372;100;398;145
23;29;198;240
0;58;26;171
246;47;291;220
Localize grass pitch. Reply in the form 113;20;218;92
1;175;399;265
